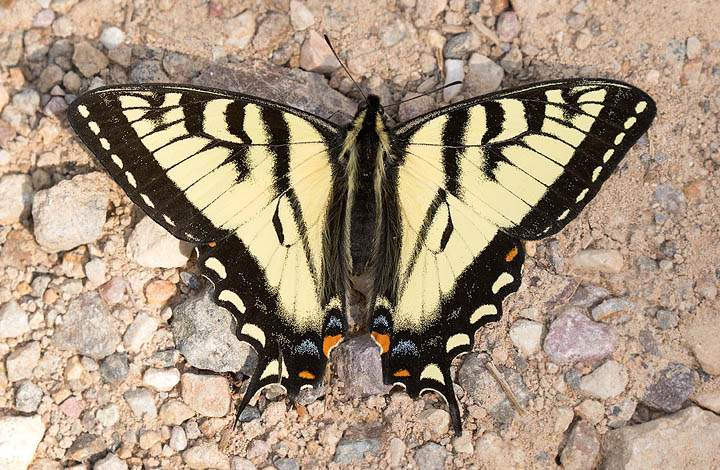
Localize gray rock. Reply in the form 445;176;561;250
378;19;408;47
32;173;109;252
38;64;64;92
237;405;260;423
397;93;436;122
231;457;257;470
183;443;230;470
635;255;659;272
0;416;45;470
579;360;628;399
54;292;119;360
67;433;106;461
289;1;314;31
443;32;473;59
100;353;129;385
464;53;504;96
252;12;290;51
414;442;448;470
602;407;720;470
123;312;159;353
130;60;169;83
543;307;617;363
171;290;257;374
0;300;29;339
274;458;299;470
33;9;55;27
169;426;187;451
162;52;195;81
590;297;634;321
653;182;686;213
6;341;40;382
334;335;391;397
569;285;610;308
124;388;157;419
443;59;464;102
84;258;107;284
12;90;40;115
99;27;125;50
333;431;382;465
126;216;192;268
14;380;43;412
607;400;637;428
560;420;600;470
655;309;678;330
93;454;128;470
72;41;109;78
500;47;523;74
641;362;696;412
43;96;68;116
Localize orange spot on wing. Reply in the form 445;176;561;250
323;334;342;357
371;331;390;354
208;242;216;247
393;369;411;377
298;370;315;380
505;246;518;262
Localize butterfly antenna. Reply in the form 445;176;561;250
323;34;368;104
383;81;463;109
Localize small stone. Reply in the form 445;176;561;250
388;437;406;467
33;8;55;27
124;388;157;419
571;249;624;273
300;30;338;73
38;64;64;92
603;407;720;469
682;58;703;85
560;420;600;470
145;279;177;304
333;435;381;465
231;457;257;470
107;44;132;67
694;391;720;414
606;399;637;428
334;335;391;397
32;173;109;252
452;432;473;454
0;173;32;224
0;300;29;338
225;11;256;50
417;408;450;437
397;92;436;122
100;27;125;50
289;1;314;30
246;439;269;459
6;341;40;382
237;405;261;423
93;454;128;470
641;362;696;412
579;360;628;399
575;32;592;50
143;367;181;391
100;277;126;305
635;255;659;272
54;292;120;359
181;373;230;417
500;47;523;74
0;416;45;470
443;59;464;102
695;277;717;300
544;307;617;362
160;399;195;426
139;430;162;450
183;443;230;470
683;311;720;375
443;32;472;59
570;285;611;308
414;442;449;470
100;353;129;385
123;312;159;353
52;16;73;37
84;258;107;284
126;216;192;268
275;458;299;470
590;297;634;321
130;60;169;83
169;426;187;451
96;404;120;427
72;41;109;78
496;11;521;42
509;319;543;356
378;19;408;47
12;89;40;115
686;36;702;59
575;399;604;425
653;183;686;213
554;406;574;433
655;309;678;330
14;380;43;412
67;433;106;461
464;53;504;96
416;0;448;20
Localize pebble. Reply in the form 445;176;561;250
100;26;125;50
560;420;600;470
415;0;448;20
603;407;720;469
655;309;678;330
126;216;192;268
693;391;720;414
225;11;256;49
14;380;43;412
275;458;299;470
124;388;157;419
570;285;610;308
571;248;624;273
129;60;169;83
417;408;450;438
464;53;504;95
500;47;523;74
246;439;269;459
607;399;637;428
333;435;381;465
452;432;473;454
696;277;718;300
575;31;592;50
0;415;45;470
32;173;109;252
231;457;257;470
6;340;40;382
653;182;686;213
590;297;634;321
683;311;720;375
299;30;339;73
543;307;617;362
159;399;195;425
108;44;132;67
180;373;230;417
169;426;187;451
685;36;702;59
262;401;287;427
183;443;230;470
443;32;473;59
334;334;391;397
54;292;120;359
553;406;574;433
378;19;408;47
0;299;29;338
143;367;180;391
443;59;464;102
67;433;106;461
52;16;73;37
0;149;11;165
414;442;448;470
171;290;257;374
123;312;159;353
96;404;120;427
138;430;161;450
93;454;128;470
84;258;107;284
509;319;543;356
575;399;604;425
33;8;55;27
475;432;524;469
641;362;696;412
145;279;177;304
100;276;126;305
496;11;521;42
397;92;436;122
72;41;109;78
388;437;406;467
289;1;314;30
100;352;129;385
12;89;40;115
579;360;628;399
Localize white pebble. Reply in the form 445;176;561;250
100;27;126;50
443;59;464;102
143;367;181;391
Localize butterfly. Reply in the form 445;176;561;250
68;76;655;435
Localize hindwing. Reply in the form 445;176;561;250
68;84;348;416
370;79;656;433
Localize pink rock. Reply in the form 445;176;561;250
543;307;617;363
496;11;521;42
59;396;84;418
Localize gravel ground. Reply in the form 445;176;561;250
0;0;719;469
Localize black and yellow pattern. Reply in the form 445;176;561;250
68;78;655;434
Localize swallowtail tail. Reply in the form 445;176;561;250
68;76;655;434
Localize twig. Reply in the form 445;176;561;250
486;360;525;415
470;14;502;48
